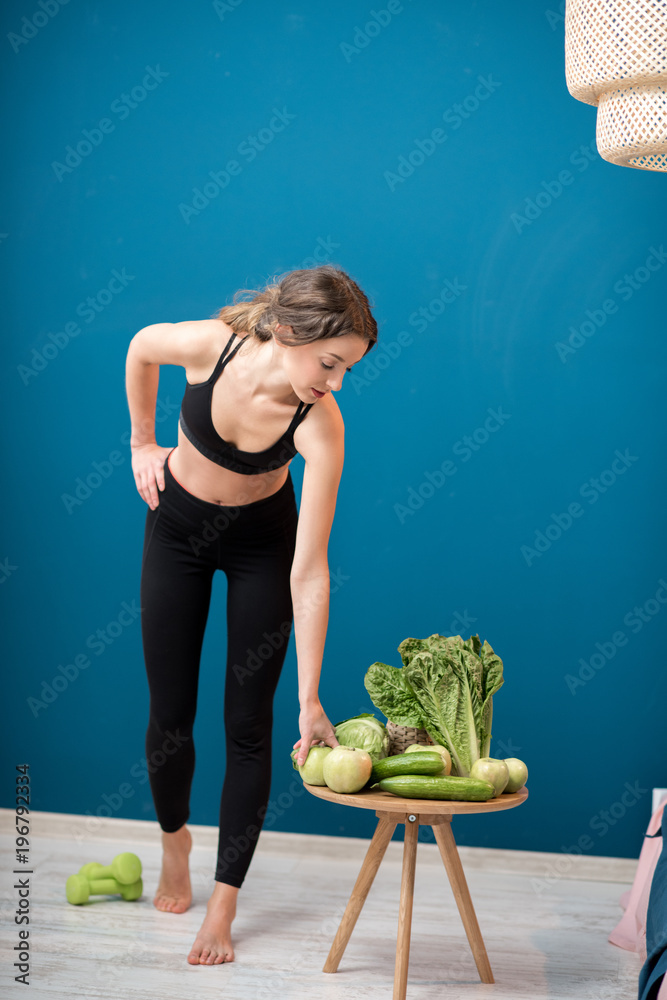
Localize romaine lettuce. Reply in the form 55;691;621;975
363;634;504;777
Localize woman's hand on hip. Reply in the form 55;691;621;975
131;443;174;509
293;700;339;767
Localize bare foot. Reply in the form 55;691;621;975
153;826;192;913
187;881;239;965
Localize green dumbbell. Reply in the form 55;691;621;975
66;873;143;905
78;862;104;880
78;852;142;885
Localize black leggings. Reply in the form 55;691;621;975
139;451;298;887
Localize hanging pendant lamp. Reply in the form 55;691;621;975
565;0;667;171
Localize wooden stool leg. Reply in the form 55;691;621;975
323;815;397;973
393;817;419;1000
432;820;494;984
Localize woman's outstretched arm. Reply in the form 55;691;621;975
290;398;345;765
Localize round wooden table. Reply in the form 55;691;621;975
304;782;528;1000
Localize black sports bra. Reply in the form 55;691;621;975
178;332;314;475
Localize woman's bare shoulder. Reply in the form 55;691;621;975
128;317;232;369
293;392;344;463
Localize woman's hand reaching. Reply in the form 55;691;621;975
131;443;174;509
293;699;339;767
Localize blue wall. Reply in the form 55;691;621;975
3;0;666;861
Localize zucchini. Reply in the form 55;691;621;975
378;774;495;801
370;751;446;783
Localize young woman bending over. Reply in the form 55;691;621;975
125;264;377;964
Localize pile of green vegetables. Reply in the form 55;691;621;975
291;633;523;803
363;633;504;777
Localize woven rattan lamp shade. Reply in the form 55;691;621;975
565;0;667;171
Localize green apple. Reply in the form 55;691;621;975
322;745;373;793
405;743;452;775
469;757;509;797
290;745;332;785
503;758;528;793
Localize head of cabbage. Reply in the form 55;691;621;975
333;713;389;764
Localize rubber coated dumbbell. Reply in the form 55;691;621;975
78;862;103;880
78;852;142;885
66;873;143;905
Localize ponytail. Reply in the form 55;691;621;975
214;265;377;353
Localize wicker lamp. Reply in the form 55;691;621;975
565;0;667;171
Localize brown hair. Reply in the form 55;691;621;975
214;265;377;355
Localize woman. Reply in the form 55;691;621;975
125;264;377;966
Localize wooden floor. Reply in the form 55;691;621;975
0;809;642;1000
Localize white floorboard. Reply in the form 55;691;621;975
0;810;642;1000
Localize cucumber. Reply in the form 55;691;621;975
378;774;496;801
370;752;446;783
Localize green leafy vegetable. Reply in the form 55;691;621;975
332;712;390;764
363;664;425;729
478;640;504;758
363;634;504;777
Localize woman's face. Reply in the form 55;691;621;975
276;328;369;403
